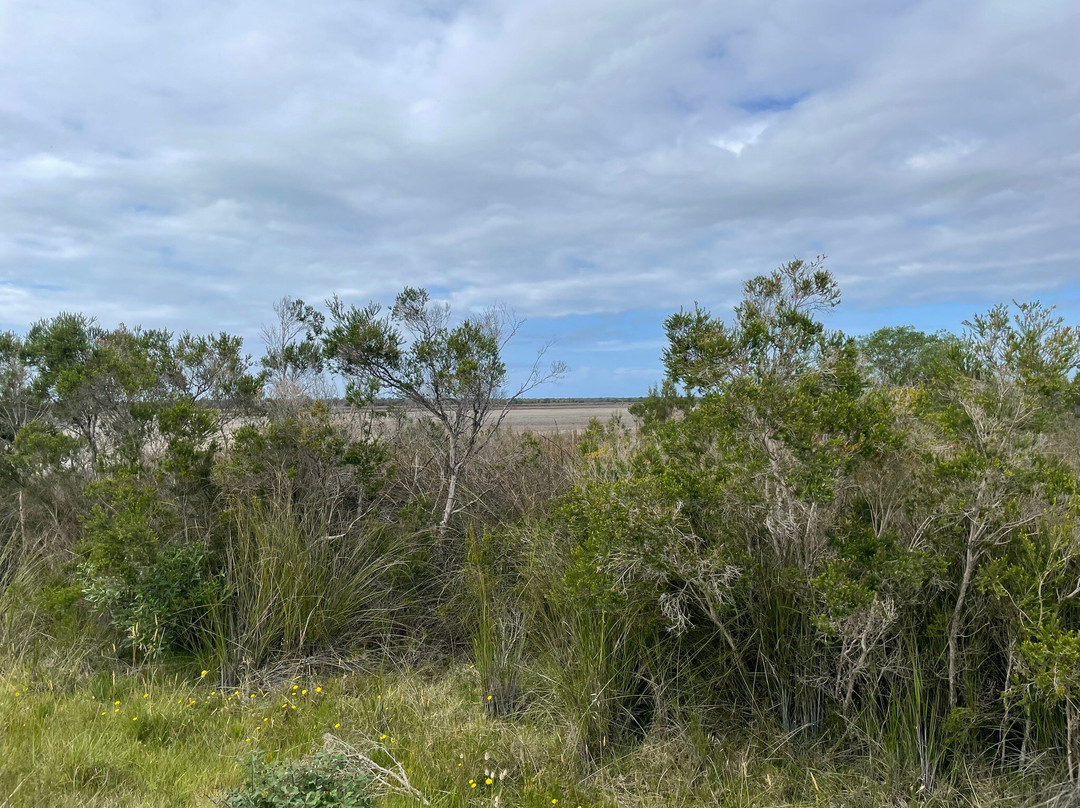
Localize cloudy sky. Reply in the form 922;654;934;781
1;0;1077;395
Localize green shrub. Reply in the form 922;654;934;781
218;751;374;808
76;473;223;658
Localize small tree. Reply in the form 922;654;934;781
320;287;565;533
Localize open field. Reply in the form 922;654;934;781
355;399;639;433
493;399;637;432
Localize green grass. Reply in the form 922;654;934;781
0;662;1063;808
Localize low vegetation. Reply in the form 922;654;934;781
2;261;1079;806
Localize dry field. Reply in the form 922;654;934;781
496;400;637;432
355;399;638;434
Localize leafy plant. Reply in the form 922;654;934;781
218;751;374;808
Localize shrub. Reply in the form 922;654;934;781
218;751;374;808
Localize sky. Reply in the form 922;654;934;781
1;0;1078;397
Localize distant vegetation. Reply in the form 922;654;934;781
2;259;1079;807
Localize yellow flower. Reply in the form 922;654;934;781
552;800;558;805
315;687;322;693
263;718;269;723
470;783;477;789
100;711;106;716
487;695;493;701
334;723;340;729
486;778;493;785
200;670;208;677
250;694;255;699
301;689;307;695
143;693;149;699
132;716;137;721
380;734;387;740
292;685;298;691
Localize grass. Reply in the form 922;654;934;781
0;659;1059;808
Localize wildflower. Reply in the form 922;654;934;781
486;778;493;785
250;694;255;699
143;693;149;699
101;711;106;716
292;685;298;691
14;692;20;697
200;670;208;677
334;723;340;729
470;783;477;789
552;800;558;805
380;734;387;740
487;695;493;701
301;689;307;695
315;687;322;693
263;718;269;722
114;700;120;706
132;716;137;721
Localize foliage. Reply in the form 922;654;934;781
218;751;374;808
76;473;223;659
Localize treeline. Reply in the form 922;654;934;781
2;260;1079;799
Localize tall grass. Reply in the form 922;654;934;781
212;493;408;678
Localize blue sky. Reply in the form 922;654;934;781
1;0;1077;397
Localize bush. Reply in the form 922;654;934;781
77;473;223;658
218;751;374;808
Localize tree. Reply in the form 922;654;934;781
320;287;565;533
922;301;1080;710
857;325;952;388
260;297;329;402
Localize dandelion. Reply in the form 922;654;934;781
114;700;120;706
101;711;106;716
487;695;493;701
200;670;208;677
315;687;322;693
143;693;149;699
380;734;387;740
334;723;340;729
14;692;20;697
250;694;255;699
486;778;493;785
132;716;137;721
263;718;269;723
470;783;477;789
292;685;298;691
552;800;558;805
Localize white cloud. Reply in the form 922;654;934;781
0;0;1075;364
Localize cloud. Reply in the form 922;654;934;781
0;0;1077;394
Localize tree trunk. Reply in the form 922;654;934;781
439;464;459;534
948;533;979;709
